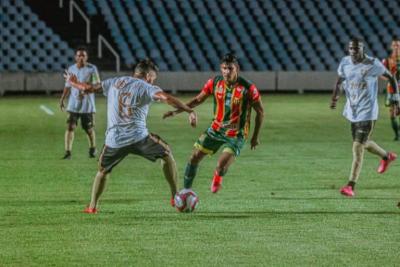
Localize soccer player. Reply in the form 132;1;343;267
59;47;100;159
163;53;264;193
64;59;197;213
382;37;400;140
330;37;399;197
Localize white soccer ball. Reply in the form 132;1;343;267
174;189;199;213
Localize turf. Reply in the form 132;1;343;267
0;94;399;266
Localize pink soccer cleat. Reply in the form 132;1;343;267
211;175;223;193
340;185;355;197
377;152;397;174
83;207;98;214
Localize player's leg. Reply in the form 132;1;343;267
365;140;398;174
161;152;178;202
211;151;235;193
63;112;78;159
340;122;369;196
389;104;399;140
183;149;208;189
82;113;96;158
183;132;221;189
84;145;129;213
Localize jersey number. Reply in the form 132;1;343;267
118;92;133;119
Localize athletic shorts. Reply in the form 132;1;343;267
351;120;375;144
67;112;94;130
99;133;170;173
194;129;245;157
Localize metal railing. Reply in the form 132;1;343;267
98;35;120;72
69;0;90;43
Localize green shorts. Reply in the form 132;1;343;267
194;128;245;157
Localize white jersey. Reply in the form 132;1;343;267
101;76;162;148
65;63;100;113
338;55;387;122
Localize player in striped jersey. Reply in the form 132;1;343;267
382;37;400;140
164;53;264;193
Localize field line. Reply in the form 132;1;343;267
39;105;55;116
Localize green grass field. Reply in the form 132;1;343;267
0;94;399;266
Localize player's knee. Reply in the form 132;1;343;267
84;127;94;135
67;123;76;131
189;150;204;165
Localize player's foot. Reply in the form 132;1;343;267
170;197;175;207
83;206;97;214
377;152;397;174
394;136;399;141
62;151;71;160
340;185;355;197
211;175;223;193
89;147;97;158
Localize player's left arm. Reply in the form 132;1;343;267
381;71;399;112
250;99;264;150
154;91;197;127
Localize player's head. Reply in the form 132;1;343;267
390;36;400;56
348;37;364;63
220;53;239;84
74;47;88;66
133;58;159;84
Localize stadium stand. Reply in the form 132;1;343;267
0;0;74;72
1;0;399;72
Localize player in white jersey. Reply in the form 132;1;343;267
59;47;100;159
64;59;197;213
330;37;399;197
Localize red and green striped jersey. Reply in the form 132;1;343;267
201;75;261;139
382;56;400;93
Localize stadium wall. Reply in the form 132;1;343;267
0;72;387;95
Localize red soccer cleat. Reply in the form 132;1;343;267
170;197;175;207
340;185;355;197
377;152;397;174
211;173;223;193
83;207;98;214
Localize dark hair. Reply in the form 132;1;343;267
75;46;88;54
349;36;363;45
133;58;159;76
392;36;400;42
220;52;239;65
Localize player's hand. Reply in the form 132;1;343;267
188;111;197;127
250;136;259;150
163;110;175;119
63;70;78;83
59;100;65;112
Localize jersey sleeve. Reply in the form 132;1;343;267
337;58;346;78
101;78;114;96
91;66;101;84
248;84;261;102
64;66;72;88
372;58;388;77
142;82;162;104
201;78;214;95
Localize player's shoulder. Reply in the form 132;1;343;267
340;56;352;65
237;76;254;88
363;55;378;65
86;63;99;70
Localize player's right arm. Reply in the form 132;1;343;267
59;86;70;112
64;72;102;93
330;76;345;109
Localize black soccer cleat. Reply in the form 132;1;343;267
62;151;71;160
89;147;97;158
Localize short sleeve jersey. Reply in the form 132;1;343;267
338;55;387;122
101;76;162;148
201;75;261;138
65;63;100;113
382;56;400;93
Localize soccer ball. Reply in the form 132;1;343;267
174;189;199;213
